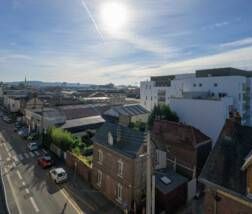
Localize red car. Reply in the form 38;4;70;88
37;155;53;168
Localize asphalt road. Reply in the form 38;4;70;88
0;118;122;214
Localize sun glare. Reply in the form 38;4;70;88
100;2;129;36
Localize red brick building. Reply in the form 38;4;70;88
91;122;147;212
200;119;252;214
151;120;212;201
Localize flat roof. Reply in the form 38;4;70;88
60;115;105;129
155;168;188;194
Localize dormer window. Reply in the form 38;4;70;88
108;132;113;145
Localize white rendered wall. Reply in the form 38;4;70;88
169;97;233;145
141;76;248;122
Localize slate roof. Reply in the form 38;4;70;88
200;120;252;199
92;122;147;158
152;120;211;149
155;168;188;194
59;104;114;120
103;104;149;118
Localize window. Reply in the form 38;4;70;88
193;83;196;87
146;96;148;100
199;83;202;87
116;183;123;203
97;170;102;187
214;83;218;87
117;160;124;177
98;150;103;164
108;132;113;145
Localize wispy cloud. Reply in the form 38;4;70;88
202;21;229;30
0;54;32;61
220;37;252;49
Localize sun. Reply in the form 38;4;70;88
100;2;129;36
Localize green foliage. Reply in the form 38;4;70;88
129;120;146;132
47;127;77;151
147;104;179;129
46;127;94;166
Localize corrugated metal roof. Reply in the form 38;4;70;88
103;104;149;118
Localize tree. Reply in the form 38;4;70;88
147;104;179;129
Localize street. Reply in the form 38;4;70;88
0;118;122;214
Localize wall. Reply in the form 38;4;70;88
131;113;149;123
8;98;21;112
91;143;145;208
65;152;91;182
204;188;252;214
169;97;233;144
141;75;249;125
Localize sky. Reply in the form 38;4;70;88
0;0;252;85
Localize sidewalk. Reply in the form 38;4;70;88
64;168;122;214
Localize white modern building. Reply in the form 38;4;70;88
140;67;252;144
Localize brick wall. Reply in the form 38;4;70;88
91;143;145;211
65;152;92;182
204;188;252;214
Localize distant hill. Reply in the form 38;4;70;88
5;81;94;88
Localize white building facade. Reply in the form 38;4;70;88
140;68;252;144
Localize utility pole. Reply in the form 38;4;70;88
146;131;152;214
151;175;155;214
41;103;44;145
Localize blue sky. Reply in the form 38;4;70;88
0;0;252;85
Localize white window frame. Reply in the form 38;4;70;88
117;160;124;177
97;170;102;187
98;149;103;164
116;183;123;203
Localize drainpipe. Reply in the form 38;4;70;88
146;131;152;214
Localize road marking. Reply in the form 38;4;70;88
16;170;22;180
18;154;24;161
25;188;30;194
13;155;18;162
60;189;83;214
24;153;29;159
42;149;47;153
3;143;8;152
29;152;35;157
6;171;23;214
4;167;8;174
34;151;40;156
65;186;95;211
30;197;40;213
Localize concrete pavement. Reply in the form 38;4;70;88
0;118;122;214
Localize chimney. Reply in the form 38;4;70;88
229;110;241;125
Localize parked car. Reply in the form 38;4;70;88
49;168;68;184
18;128;29;138
27;133;39;141
3;116;12;123
15;122;22;128
37;155;53;168
27;142;39;151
